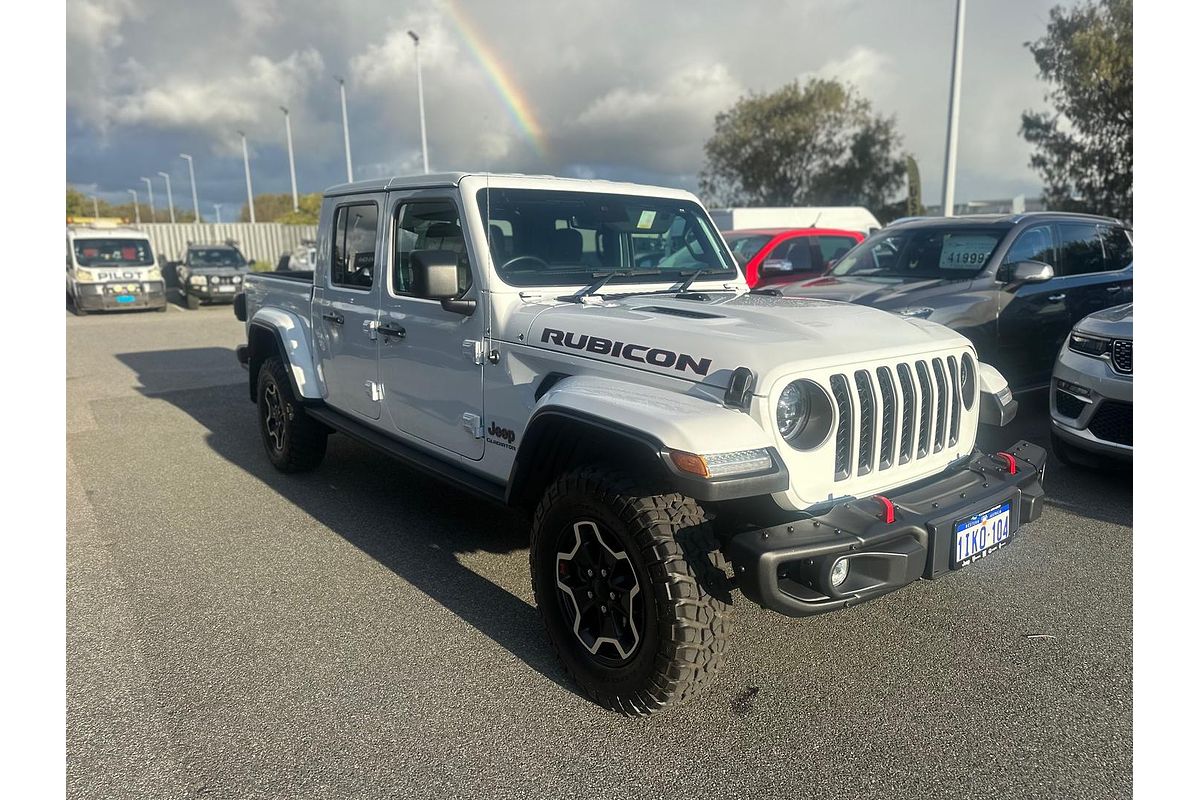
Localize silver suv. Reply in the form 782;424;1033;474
1050;303;1132;463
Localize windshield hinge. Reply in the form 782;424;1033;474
462;339;485;365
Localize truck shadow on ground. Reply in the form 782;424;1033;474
116;347;582;698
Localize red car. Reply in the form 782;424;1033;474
722;228;865;288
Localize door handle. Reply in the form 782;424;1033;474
322;311;344;325
1047;293;1066;303
1106;285;1123;293
379;322;406;339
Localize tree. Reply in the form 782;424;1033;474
699;78;907;214
276;193;322;225
1020;0;1132;221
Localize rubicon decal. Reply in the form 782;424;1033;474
541;328;712;376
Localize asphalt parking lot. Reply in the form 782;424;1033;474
66;305;1132;800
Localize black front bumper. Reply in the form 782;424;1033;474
727;441;1046;617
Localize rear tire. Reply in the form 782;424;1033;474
256;356;328;473
530;465;734;715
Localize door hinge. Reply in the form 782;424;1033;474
365;381;384;402
462;339;485;365
461;412;484;438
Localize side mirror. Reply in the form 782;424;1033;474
410;249;476;315
759;258;789;275
1005;260;1055;285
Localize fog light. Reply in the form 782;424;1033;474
830;558;849;588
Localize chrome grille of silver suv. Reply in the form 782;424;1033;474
833;355;967;482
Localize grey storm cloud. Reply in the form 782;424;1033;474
67;0;1058;209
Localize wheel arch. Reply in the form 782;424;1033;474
246;308;322;404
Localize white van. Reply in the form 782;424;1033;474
708;206;881;236
66;226;167;314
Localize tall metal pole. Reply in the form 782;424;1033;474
238;131;257;223
281;106;299;211
157;171;176;223
128;189;140;224
941;0;966;217
140;177;155;222
213;203;223;224
180;154;200;223
408;31;430;174
335;77;353;182
91;196;99;218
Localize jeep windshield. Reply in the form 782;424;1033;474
477;188;738;287
189;247;246;267
830;227;1003;280
73;238;154;267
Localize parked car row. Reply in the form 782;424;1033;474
721;211;1134;463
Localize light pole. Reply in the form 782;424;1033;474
941;0;966;217
127;189;141;224
140;177;155;222
213;203;223;224
280;106;299;211
335;76;353;182
157;171;176;223
179;153;200;223
90;195;100;218
238;130;256;223
407;31;430;174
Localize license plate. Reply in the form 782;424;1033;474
115;294;136;304
217;285;237;292
953;501;1012;567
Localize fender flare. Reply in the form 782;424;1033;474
506;374;788;507
978;361;1018;426
246;307;322;402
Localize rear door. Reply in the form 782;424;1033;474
1056;220;1132;324
311;196;383;420
376;191;487;460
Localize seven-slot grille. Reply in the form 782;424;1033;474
1111;339;1132;374
830;355;969;481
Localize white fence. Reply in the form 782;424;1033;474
135;223;318;265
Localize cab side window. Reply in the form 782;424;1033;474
1100;225;1132;270
764;238;815;272
1003;225;1056;268
330;203;379;290
393;201;473;297
1055;222;1107;276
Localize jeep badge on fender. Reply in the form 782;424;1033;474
235;171;1043;716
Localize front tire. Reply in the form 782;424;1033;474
530;465;734;715
185;290;200;310
256;356;328;472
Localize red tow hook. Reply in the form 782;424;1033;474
995;452;1018;475
871;495;896;524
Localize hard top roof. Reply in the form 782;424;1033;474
322;172;697;201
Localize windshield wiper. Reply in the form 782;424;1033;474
559;270;664;303
675;268;715;295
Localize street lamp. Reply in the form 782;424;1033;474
127;189;140;224
280;106;299;211
213;203;223;224
179;154;200;223
237;130;256;223
140;177;155;222
335;76;353;182
157;171;176;223
407;30;430;174
941;0;966;217
90;195;100;218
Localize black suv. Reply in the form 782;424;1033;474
175;243;251;309
785;212;1132;391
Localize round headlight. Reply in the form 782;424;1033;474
776;381;811;439
775;379;835;450
960;353;976;410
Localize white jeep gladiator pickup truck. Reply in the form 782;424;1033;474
235;173;1044;715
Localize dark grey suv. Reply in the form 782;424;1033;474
785;212;1132;391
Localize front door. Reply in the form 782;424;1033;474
995;223;1069;390
376;191;486;459
311;196;383;420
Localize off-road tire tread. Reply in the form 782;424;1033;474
258;356;327;473
530;464;734;716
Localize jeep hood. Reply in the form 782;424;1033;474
514;291;971;392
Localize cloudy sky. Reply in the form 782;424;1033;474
67;0;1061;216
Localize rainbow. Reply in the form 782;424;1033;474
445;0;549;159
